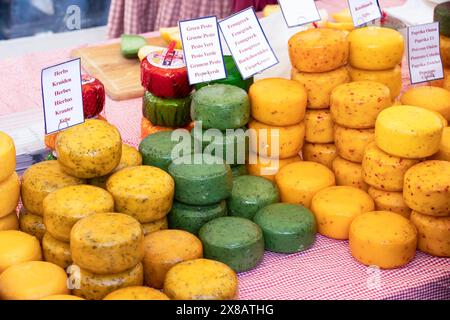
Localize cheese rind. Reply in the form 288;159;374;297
0;230;42;273
334;126;374;163
304;110;334;143
19;209;46;241
332;156;369;191
142;217;168;236
410;211;450;257
367;187;411;218
401;86;450;121
430;67;450;90
440;36;450;67
40;295;84;300
42;232;72;269
302;143;337;169
432;127;450;161
247;154;302;181
0;211;18;231
0;172;20;218
103;286;170;300
348;65;402;99
0;131;16;183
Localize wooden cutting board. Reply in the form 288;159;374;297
70;36;167;101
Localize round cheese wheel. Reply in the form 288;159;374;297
349;211;417;269
276;161;335;208
302;143;337;169
107;166;174;223
401;86;450;121
348;65;402;99
288;28;349;72
164;258;238;300
71;212;144;274
0;230;42;273
0;172;20;218
368;187;411;218
248;119;305;159
142;91;191;127
0;261;68;300
0;211;18;231
330;81;392;129
435;2;450;38
199;217;264;272
253;203;316;253
348;27;404;70
440;35;450;68
247;154;302;182
249;78;307;126
42;232;72;269
291;66;350;109
40;295;84;300
0;131;16;183
430;67;450;90
103;286;170;300
19;209;46;241
81;75;105;119
375;105;444;158
411;211;450;257
143;230;203;289
432;127;450;161
334;126;374;163
21;161;85;216
43;185;114;242
231;164;248;178
332;156;369;191
191;84;250;130
304;110;334;143
56;119;122;179
403;160;450;216
142;217;168;236
311;186;374;240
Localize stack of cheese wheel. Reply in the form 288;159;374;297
433;2;450;91
288;28;350;169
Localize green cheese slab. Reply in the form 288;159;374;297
142;91;191;127
435;2;450;37
231;165;248;178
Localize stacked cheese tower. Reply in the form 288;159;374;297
434;2;450;90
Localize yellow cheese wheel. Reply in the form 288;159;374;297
410;211;450;257
367;187;411;218
430;67;450;91
349;211;417;268
400;86;450;121
441;35;450;68
332;156;369;191
0;211;18;231
247;154;302;181
311;186;374;240
362;142;420;192
40;295;84;300
348;65;402;99
375;105;444;158
291;66;350;109
288;28;349;72
332;8;352;23
143;230;203;289
43;185;114;242
21;161;85;216
432;127;450;161
103;286;170;300
142;217;168;236
19;209;46;241
334;126;374;163
71;212;144;274
163;258;238;300
56;119;122;179
107;166;174;223
0;172;20;218
275;161;335;208
0;131;16;183
403;161;450;216
348;27;404;70
249;78;307;126
0;230;42;273
42;232;72;269
248;119;305;159
331;81;392;129
304;110;334;143
302;143;337;169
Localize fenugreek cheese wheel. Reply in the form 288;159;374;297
103;286;170;300
291;66;350;109
142;217;168;236
246;153;302;182
441;35;450;68
0;211;18;231
0;131;16;183
311;186;374;240
0;230;42;273
288;28;349;72
330;81;391;129
249;78;307;126
334;126;374;163
56;119;122;179
275;161;335;208
107;166;174;223
332;156;369;191
163;258;238;300
410;211;450;257
0;172;20;218
348;65;402;99
432;127;450;161
18;209;46;241
304;110;334;143
367;187;411;218
42;232;72;269
401;86;450;121
302;143;337;169
403;161;450;216
375;106;444;158
71;212;144;274
21;161;85;216
348;27;404;70
40;295;84;300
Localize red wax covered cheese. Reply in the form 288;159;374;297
81;75;105;119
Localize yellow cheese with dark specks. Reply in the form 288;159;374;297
40;295;84;300
432;127;450;161
348;65;402;99
19;209;46;241
401;86;450;121
332;156;369;191
0;211;18;231
367;187;411;218
42;232;72;269
302;143;337;169
103;286;170;300
334;126;374;163
410;211;450;257
247;154;302;181
142;217;168;236
0;230;42;273
304;110;334;143
0;131;16;183
0;172;19;218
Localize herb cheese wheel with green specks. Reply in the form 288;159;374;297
198;216;264;272
19;208;46;241
231;164;248;178
42;233;72;269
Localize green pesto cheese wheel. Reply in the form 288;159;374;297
168;154;233;205
231;165;248;178
168;200;228;235
198;216;264;272
142;91;191;127
435;2;450;37
191;84;250;130
253;203;316;254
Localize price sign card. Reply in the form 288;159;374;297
179;16;227;85
219;7;279;79
408;22;444;84
278;0;321;28
348;0;382;27
41;58;84;134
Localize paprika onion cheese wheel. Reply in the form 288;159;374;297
42;232;72;269
334;126;374;163
275;161;335;208
348;65;402;99
410;211;450;257
302;143;337;169
349;211;417;269
81;75;105;119
440;36;450;68
434;2;450;38
311;186;374;240
403;161;450;216
332;156;369;191
40;295;85;300
291;66;350;109
0;230;42;273
330;81;392;129
142;217;168;236
107;166;174;223
43;185;114;242
164;258;238;300
19;209;46;241
143;230;203;289
0;172;20;218
432;127;450;161
375;105;444;158
288;28;349;72
142;91;191;127
199;217;264;272
70;212;144;274
253;203;316;253
247;153;302;182
0;261;68;300
249;78;307;126
103;286;170;300
0;211;18;231
368;187;411;218
304;110;334;143
401;86;450;121
0;131;16;183
348;27;404;70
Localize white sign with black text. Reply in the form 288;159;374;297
348;0;382;27
277;0;321;28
